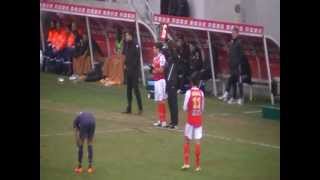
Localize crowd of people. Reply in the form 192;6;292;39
42;20;81;74
42;19;113;82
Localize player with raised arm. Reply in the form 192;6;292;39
152;42;168;127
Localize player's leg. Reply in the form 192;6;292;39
124;75;133;113
159;100;166;127
167;87;174;126
170;86;178;127
74;133;84;173
238;81;244;105
86;121;95;173
132;73;143;114
194;126;203;172
228;74;238;104
219;76;231;101
159;79;167;127
182;123;192;169
153;80;161;126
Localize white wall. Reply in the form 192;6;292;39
149;0;240;21
188;0;241;22
240;0;280;44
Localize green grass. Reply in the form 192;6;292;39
40;72;280;180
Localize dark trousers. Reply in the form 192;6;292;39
167;85;178;125
225;73;238;99
126;73;143;112
238;82;244;99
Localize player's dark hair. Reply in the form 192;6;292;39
190;71;200;86
154;42;163;50
167;40;177;51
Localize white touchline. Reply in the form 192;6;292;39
148;127;280;150
41;127;279;150
243;110;262;114
40;128;132;137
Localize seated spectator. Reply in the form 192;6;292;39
44;20;57;58
72;34;92;77
55;24;75;75
43;20;67;73
53;21;68;56
72;34;105;80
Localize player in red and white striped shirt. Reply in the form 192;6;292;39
152;42;168;127
181;73;204;172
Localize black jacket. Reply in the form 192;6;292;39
190;48;203;72
239;55;252;84
124;40;140;75
229;38;244;74
163;48;178;88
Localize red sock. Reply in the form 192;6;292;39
157;103;161;122
195;143;201;168
159;102;166;122
161;103;166;122
183;143;190;165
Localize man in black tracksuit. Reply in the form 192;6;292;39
218;27;245;104
122;31;143;114
162;40;179;129
176;37;190;93
237;55;252;104
189;41;203;75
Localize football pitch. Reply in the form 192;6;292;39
40;72;280;180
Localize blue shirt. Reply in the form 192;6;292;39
73;112;95;129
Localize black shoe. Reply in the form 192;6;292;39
168;125;178;129
165;123;173;128
122;110;131;114
136;110;143;115
122;106;132;114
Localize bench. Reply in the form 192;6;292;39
217;74;279;102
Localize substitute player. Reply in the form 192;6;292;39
181;73;204;172
152;42;168;127
73;112;96;174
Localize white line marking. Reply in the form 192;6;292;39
148;127;280;150
243;110;262;114
41;127;279;150
40;128;132;137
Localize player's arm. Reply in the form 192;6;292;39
183;90;191;112
74;127;80;147
73;117;81;147
201;91;205;113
